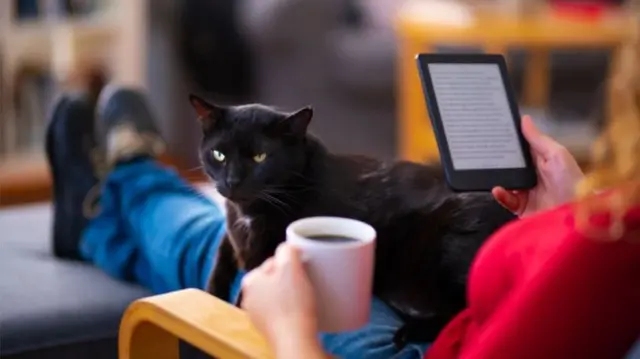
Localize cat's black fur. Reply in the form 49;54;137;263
190;94;516;343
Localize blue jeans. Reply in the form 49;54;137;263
80;159;429;359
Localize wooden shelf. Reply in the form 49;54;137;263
1;0;149;156
0;154;51;207
0;153;207;208
5;20;116;68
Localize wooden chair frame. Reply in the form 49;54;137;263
119;289;274;359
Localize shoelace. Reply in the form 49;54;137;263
81;148;107;218
81;125;165;219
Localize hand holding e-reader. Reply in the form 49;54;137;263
416;54;537;192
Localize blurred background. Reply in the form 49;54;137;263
0;0;635;207
2;2;640;359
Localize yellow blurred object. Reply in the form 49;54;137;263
395;5;637;163
119;289;274;359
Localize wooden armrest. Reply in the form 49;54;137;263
119;289;274;359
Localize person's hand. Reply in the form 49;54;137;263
492;116;585;217
241;243;323;358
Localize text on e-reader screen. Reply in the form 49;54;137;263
428;63;526;170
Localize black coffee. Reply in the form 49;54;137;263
306;234;359;243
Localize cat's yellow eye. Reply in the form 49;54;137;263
253;153;267;163
212;150;226;162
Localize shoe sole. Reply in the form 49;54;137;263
45;93;94;260
46;95;73;258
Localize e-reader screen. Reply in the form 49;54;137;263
427;63;526;170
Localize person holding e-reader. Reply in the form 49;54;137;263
416;54;537;192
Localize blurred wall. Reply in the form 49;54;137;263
146;0;202;167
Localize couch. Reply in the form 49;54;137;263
0;204;149;359
0;187;225;359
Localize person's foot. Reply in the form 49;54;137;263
96;84;165;166
46;85;165;260
46;92;100;259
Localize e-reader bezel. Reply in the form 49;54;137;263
416;53;537;192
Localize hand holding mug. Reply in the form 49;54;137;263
242;217;376;358
241;244;319;347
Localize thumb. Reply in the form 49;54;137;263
241;270;257;290
275;243;303;267
521;116;562;158
492;187;527;215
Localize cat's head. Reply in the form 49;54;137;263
190;94;313;204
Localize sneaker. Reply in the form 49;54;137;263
45;92;100;259
95;84;165;167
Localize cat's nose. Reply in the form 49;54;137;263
226;177;243;189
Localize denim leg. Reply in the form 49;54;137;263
320;298;430;359
80;159;227;294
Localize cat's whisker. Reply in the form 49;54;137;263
267;183;312;190
261;190;295;213
264;183;319;195
183;165;204;173
265;193;299;209
183;176;203;183
257;192;290;215
188;189;214;203
263;192;290;210
288;171;313;182
268;193;302;207
262;187;300;199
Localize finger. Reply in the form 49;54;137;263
274;243;304;268
510;191;529;215
521;116;563;159
286;245;303;266
492;187;518;211
260;257;276;274
241;270;257;290
492;187;527;215
274;243;291;267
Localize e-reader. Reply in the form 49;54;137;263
416;53;537;192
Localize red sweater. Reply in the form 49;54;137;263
426;201;640;359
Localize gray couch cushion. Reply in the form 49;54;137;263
0;204;151;356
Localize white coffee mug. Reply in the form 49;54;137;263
286;216;376;333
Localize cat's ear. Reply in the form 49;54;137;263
283;106;313;137
189;94;222;132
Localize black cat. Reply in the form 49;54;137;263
189;94;516;343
